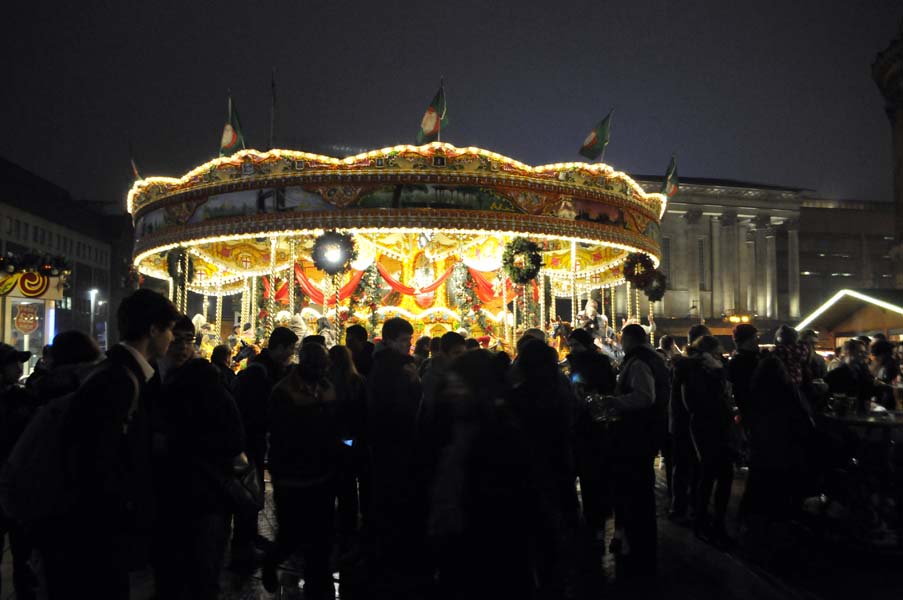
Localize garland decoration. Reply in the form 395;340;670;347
643;270;667;302
451;262;488;333
0;252;72;277
166;248;195;283
502;237;542;285
312;231;357;276
349;264;385;333
623;252;655;289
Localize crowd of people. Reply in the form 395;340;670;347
0;287;898;599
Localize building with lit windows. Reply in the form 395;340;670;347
0;157;125;370
634;176;894;343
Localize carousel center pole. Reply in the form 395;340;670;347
334;273;341;344
539;271;546;333
250;275;258;341
570;241;577;325
202;294;209;323
215;283;223;343
288;239;296;315
267;237;277;339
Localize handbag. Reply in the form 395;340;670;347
195;452;264;517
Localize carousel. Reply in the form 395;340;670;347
126;142;667;354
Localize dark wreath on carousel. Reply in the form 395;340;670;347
502;237;542;285
312;231;358;276
643;269;667;302
166;247;195;283
623;252;656;290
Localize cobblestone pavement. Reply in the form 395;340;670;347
3;464;902;599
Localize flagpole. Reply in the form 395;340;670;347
437;77;444;143
269;68;277;150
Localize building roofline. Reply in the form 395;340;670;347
635;174;812;194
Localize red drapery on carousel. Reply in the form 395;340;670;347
293;265;365;306
467;268;538;303
375;262;455;296
262;277;289;304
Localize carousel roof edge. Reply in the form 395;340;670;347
126;143;668;217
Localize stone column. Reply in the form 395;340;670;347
765;226;777;319
787;220;800;319
743;225;756;314
685;210;702;319
711;216;723;317
754;216;771;317
721;212;739;314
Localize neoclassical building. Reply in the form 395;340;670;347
627;176;894;341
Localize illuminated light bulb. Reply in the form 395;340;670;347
324;244;343;265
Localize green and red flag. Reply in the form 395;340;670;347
578;110;613;161
662;155;678;197
219;94;246;156
416;82;448;144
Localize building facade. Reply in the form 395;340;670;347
623;177;894;342
0;158;118;361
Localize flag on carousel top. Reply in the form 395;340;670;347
662;155;678;197
416;82;448;144
578;110;613;161
128;143;142;180
220;94;246;156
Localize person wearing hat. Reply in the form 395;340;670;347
0;343;38;599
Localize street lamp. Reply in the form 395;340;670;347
89;289;98;338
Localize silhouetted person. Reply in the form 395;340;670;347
345;324;374;377
430;349;536;600
508;338;578;597
263;343;341;599
231;326;298;568
669;324;710;520
684;336;734;545
28;330;102;405
152;317;244;600
567;328;616;569
0;344;38;599
328;344;368;551
608;324;670;578
210;343;236;390
742;356;811;524
363;317;426;599
51;289;179;600
728;324;760;420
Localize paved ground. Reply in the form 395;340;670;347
3;464;902;599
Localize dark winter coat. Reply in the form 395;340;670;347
64;345;157;569
233;349;286;455
728;349;760;419
268;372;342;486
156;358;245;517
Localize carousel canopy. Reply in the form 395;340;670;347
128;143;665;302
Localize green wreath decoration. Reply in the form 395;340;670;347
313;231;357;276
166;248;195;283
643;270;667;302
623;252;655;289
502;237;542;285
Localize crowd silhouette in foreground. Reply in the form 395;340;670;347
0;288;897;599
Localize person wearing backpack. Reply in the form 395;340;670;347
262;342;341;598
0;343;38;600
43;289;179;600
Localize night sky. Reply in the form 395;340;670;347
3;1;902;209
